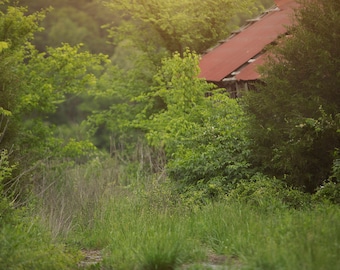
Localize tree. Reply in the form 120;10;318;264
11;0;116;55
85;0;261;153
137;51;251;195
243;0;340;192
84;43;160;152
0;2;45;148
0;2;107;196
103;0;258;54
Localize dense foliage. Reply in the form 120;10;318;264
0;2;106;196
243;0;340;192
103;0;260;55
0;0;340;268
135;51;252;199
10;0;115;55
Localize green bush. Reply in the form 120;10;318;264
313;181;340;205
166;94;251;186
0;220;78;270
227;174;311;210
140;51;251;193
177;178;226;208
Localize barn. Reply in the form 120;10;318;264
198;0;298;97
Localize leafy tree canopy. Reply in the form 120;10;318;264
0;2;107;196
103;0;259;54
9;0;116;55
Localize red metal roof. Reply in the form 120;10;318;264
198;0;297;82
235;53;268;81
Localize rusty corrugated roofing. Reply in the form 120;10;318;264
235;53;267;81
198;0;297;82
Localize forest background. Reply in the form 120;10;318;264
0;0;339;269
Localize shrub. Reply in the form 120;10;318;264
313;181;340;205
177;178;227;208
227;174;311;210
0;219;78;270
140;51;251;193
166;91;251;189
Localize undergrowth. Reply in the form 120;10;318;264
2;151;339;270
55;159;339;270
0;150;79;270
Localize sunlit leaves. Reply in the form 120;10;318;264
103;0;258;54
137;50;251;186
14;43;108;115
136;50;213;148
0;2;108;170
0;4;46;48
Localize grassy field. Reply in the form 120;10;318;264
73;195;339;270
2;159;339;270
48;160;338;270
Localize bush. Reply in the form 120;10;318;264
313;181;340;205
227;174;311;210
165;91;251;188
0;149;18;225
0;219;78;270
138;51;251;193
176;178;227;208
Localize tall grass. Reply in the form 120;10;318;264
34;140;166;240
67;179;340;270
0;150;79;270
31;152;339;269
198;203;340;270
0;218;79;270
83;193;205;269
34;158;112;238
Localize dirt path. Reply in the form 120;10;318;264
78;249;102;268
77;250;239;269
